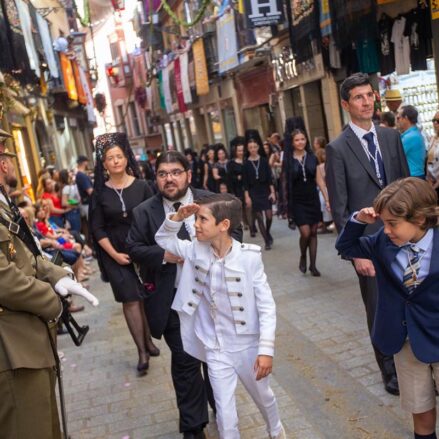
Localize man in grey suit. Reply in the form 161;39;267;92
326;73;409;395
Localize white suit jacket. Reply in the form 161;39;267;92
155;216;276;362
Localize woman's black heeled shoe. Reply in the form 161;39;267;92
137;359;149;376
299;255;307;273
309;266;321;277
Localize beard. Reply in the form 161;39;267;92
161;182;189;201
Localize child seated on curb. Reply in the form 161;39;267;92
155;193;285;439
336;177;439;439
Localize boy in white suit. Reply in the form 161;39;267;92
156;193;285;439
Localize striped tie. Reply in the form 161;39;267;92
403;245;421;293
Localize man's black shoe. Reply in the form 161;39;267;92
383;374;399;395
183;431;206;439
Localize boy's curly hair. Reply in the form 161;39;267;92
374;177;439;229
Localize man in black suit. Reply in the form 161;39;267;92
326;73;409;395
127;151;241;439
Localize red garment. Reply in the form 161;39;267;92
35;221;73;250
41;192;62;217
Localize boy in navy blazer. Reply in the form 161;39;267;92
336;177;439;439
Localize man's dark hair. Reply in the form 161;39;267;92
340;73;372;102
196;193;242;235
400;105;418;125
77;155;88;164
156;150;190;171
380;111;396;128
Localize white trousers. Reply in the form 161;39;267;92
206;345;282;439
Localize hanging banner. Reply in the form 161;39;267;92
180;52;192;104
72;61;87;105
245;0;284;27
432;1;439;20
174;58;187;113
162;65;173;114
158;70;166;110
15;0;40;77
59;52;78;101
217;10;239;73
192;38;210;96
36;13;59;78
78;66;96;123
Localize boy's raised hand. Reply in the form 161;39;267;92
254;355;273;381
356;207;379;224
171;203;200;222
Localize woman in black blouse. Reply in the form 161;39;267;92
90;133;159;375
243;129;276;250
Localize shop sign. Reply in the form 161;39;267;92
192;39;210;96
432;1;439;20
59;52;78;101
272;47;298;84
245;0;284;27
217;10;239;73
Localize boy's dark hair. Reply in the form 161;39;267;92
374;177;439;230
156;151;190;171
340;73;372;102
399;105;418;125
196;193;242;235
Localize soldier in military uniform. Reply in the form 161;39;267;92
0;129;98;439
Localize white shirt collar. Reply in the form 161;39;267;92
349;121;377;139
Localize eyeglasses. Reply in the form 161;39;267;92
156;169;186;179
432;119;439;124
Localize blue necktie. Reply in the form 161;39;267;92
403;245;421;294
363;132;386;187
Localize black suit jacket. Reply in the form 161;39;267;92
126;188;243;338
325;125;409;235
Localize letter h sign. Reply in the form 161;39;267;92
246;0;283;27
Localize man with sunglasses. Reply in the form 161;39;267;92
396;105;427;179
127;151;242;439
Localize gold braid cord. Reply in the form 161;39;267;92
160;0;212;28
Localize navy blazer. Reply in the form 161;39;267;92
336;220;439;364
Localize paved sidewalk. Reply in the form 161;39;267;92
58;218;433;438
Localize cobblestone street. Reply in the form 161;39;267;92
59;218;428;439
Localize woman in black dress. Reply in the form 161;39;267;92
287;129;328;276
243;129;276;250
212;143;229;192
90;132;160;375
203;146;216;192
228;136;250;228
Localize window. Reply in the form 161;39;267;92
129;102;141;137
117;105;127;133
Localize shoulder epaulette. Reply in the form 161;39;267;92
240;243;261;252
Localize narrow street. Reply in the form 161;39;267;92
59;219;417;439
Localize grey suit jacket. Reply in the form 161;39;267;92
325;125;409;235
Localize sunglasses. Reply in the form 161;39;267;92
432;119;439;124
